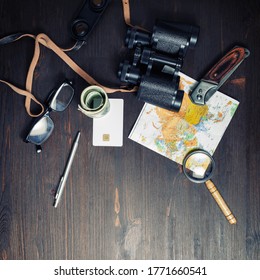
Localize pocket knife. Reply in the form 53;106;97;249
189;46;250;105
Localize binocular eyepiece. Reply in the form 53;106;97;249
119;19;199;112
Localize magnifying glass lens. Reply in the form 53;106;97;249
183;151;215;183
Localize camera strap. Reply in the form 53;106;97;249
0;0;138;117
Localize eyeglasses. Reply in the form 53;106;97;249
25;80;74;153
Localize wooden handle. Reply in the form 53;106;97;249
203;46;247;84
205;180;237;224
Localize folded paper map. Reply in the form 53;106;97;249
129;73;239;165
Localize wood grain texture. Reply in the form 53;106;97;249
203;47;248;84
0;0;259;260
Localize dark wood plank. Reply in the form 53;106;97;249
0;0;259;260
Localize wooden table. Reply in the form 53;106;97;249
0;0;259;260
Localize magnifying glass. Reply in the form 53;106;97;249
183;150;237;224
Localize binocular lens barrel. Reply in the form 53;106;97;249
151;20;200;57
137;76;184;112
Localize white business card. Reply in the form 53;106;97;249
93;99;124;146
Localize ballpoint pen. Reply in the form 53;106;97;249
53;131;81;208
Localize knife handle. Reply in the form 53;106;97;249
204;46;249;85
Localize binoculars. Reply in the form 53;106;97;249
119;19;199;111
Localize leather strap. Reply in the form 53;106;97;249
0;79;45;116
0;33;80;117
122;0;132;27
122;0;148;31
0;1;138;117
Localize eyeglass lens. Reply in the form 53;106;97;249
25;81;74;149
50;83;74;112
26;115;54;145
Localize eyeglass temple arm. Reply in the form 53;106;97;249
36;145;42;153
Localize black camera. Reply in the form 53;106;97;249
119;19;199;111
